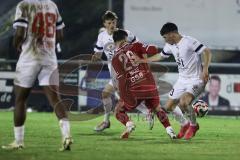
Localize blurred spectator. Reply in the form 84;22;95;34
201;75;230;109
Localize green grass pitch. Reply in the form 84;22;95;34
0;112;240;160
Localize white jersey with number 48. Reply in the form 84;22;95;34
160;35;206;79
13;0;65;64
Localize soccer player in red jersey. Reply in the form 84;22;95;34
111;29;176;139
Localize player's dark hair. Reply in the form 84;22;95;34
113;29;128;42
102;10;118;22
210;75;221;83
160;22;178;36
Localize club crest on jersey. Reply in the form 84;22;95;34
104;42;115;52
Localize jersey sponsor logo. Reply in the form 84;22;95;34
130;72;144;83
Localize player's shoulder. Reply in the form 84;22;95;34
97;29;109;39
124;29;131;35
132;41;143;46
16;0;25;6
164;43;173;49
112;50;121;62
17;0;57;7
16;0;29;8
183;35;199;43
47;0;59;9
182;35;203;48
114;43;129;56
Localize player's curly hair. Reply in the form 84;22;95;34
102;10;118;21
160;22;178;36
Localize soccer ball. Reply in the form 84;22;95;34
192;100;209;117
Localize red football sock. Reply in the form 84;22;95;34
156;109;171;128
115;111;130;126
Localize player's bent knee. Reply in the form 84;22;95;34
165;99;177;112
181;94;194;107
102;91;111;99
153;105;162;112
114;101;125;113
179;99;188;111
166;105;174;112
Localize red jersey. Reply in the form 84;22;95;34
111;42;159;107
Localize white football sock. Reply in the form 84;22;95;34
166;126;174;132
104;113;110;122
103;97;112;122
14;126;24;144
173;106;189;126
59;119;71;139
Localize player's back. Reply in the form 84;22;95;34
14;0;64;62
112;42;157;97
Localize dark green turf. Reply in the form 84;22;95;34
0;112;239;160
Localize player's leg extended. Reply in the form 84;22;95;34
2;85;31;149
153;104;176;139
94;83;115;132
114;100;135;139
136;102;154;130
2;60;43;150
179;92;199;140
144;96;176;139
43;85;72;151
7;86;31;149
166;99;188;125
165;98;190;139
14;85;31;126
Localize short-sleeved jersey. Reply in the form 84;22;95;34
160;35;206;78
13;0;65;64
94;29;137;74
111;42;159;104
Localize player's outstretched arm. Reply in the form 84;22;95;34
145;53;164;62
201;48;212;83
133;44;165;63
134;53;164;64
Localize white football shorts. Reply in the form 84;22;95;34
108;79;113;86
14;60;59;88
168;77;206;100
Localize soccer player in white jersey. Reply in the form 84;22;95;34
136;22;211;140
91;11;153;131
2;0;72;151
